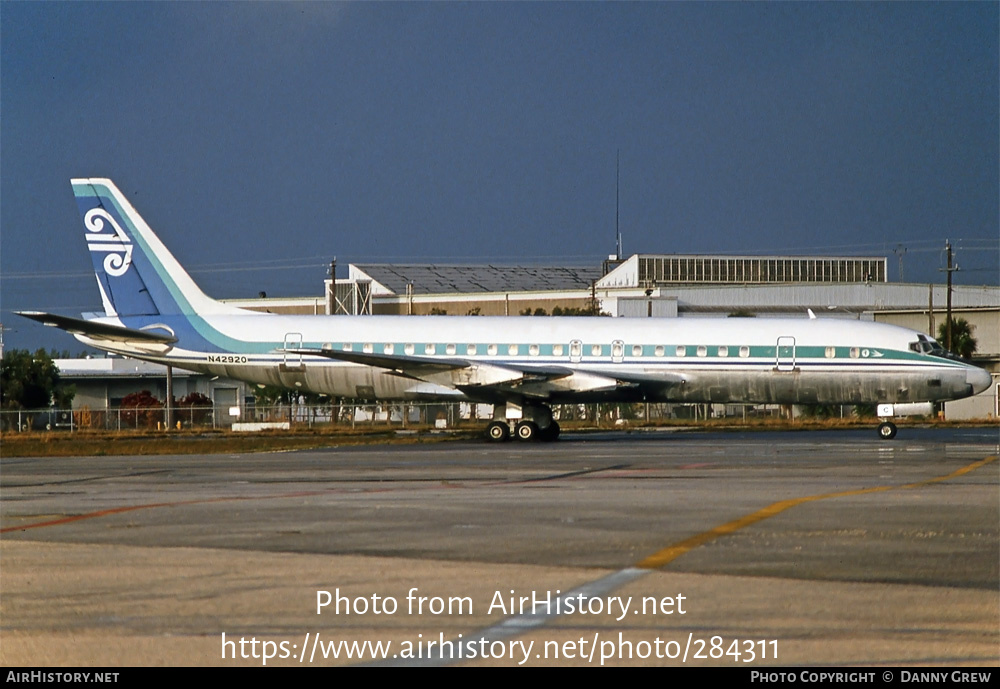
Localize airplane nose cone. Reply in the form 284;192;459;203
967;366;993;396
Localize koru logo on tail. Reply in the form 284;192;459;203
85;208;133;276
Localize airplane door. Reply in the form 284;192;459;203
612;339;624;363
776;336;796;371
283;332;304;371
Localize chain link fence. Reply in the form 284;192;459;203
0;401;801;433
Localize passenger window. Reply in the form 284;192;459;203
446;344;456;355
739;346;750;358
342;343;353;352
529;344;539;356
718;346;728;357
404;343;414;355
508;344;518;356
825;347;835;358
632;345;643;357
384;344;394;355
697;345;707;357
850;347;860;359
363;343;374;354
487;344;498;356
552;344;564;356
654;345;665;357
676;345;686;357
425;343;436;355
591;344;602;356
467;344;477;356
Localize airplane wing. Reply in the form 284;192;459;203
286;348;469;374
15;311;177;344
288;347;685;400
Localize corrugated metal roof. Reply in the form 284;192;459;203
352;264;603;295
53;358;198;377
655;283;1000;311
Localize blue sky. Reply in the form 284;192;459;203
2;2;997;351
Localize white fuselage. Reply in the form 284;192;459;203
81;312;990;406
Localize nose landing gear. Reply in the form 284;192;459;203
877;421;897;440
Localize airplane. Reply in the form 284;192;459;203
17;178;993;442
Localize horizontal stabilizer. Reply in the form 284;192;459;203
15;311;177;344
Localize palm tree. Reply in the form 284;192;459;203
937;318;978;358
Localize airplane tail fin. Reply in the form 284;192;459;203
72;178;243;318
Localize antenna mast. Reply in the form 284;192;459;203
615;150;622;260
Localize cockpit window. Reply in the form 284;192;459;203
909;334;957;359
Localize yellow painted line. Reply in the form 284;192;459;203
635;455;997;570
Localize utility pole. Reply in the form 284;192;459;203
893;244;907;282
941;240;958;352
165;365;173;430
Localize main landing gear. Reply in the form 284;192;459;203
485;404;560;443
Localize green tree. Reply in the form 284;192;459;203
1;349;74;409
254;385;295;406
551;305;610;316
937;318;978;358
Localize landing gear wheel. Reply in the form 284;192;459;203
515;421;539;442
539;421;560;442
486;420;510;442
877;421;897;440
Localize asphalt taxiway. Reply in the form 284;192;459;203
1;428;997;666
